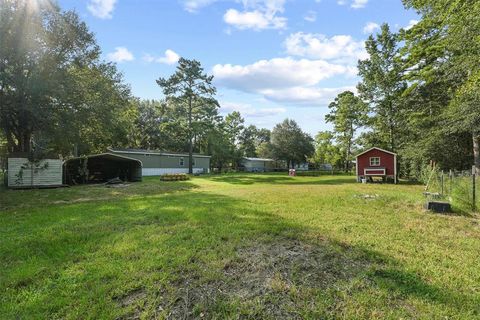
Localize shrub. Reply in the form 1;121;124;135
160;173;190;182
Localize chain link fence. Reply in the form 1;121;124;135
424;166;479;213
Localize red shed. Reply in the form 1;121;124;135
356;147;397;184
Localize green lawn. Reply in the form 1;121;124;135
1;174;479;319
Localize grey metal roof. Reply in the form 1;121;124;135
65;153;143;164
107;148;211;158
243;157;275;162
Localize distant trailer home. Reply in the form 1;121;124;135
108;148;211;176
240;158;277;172
356;147;397;184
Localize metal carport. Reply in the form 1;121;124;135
64;153;142;185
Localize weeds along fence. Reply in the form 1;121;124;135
424;166;479;213
296;169;353;176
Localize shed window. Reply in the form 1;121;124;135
179;157;184;166
370;157;380;166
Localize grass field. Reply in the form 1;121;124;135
1;174;479;319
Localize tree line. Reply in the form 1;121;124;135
0;0;314;173
1;0;478;176
313;0;480;177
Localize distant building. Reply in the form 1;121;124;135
240;157;276;172
108;148;211;176
294;162;309;171
318;163;333;171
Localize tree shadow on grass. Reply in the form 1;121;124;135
1;190;477;319
0;180;198;212
208;174;356;186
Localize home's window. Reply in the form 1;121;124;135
192;158;196;166
370;157;380;166
179;157;184;166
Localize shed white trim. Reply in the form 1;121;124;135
364;168;386;175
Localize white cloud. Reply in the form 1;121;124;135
223;0;287;30
337;0;368;9
214;58;354;90
351;0;368;8
213;57;356;104
182;0;217;12
284;32;367;63
261;86;356;104
304;10;317;22
87;0;117;19
224;8;286;30
107;47;134;63
220;102;286;117
363;22;380;34
182;0;287;30
143;49;180;65
405;19;419;30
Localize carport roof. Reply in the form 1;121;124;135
65;153;143;164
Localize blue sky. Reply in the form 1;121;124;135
57;0;418;135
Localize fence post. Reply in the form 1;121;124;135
441;170;444;197
473;166;477;212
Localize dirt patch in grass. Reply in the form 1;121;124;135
157;239;371;319
114;288;147;319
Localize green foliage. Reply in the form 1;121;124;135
270;119;314;168
310;131;344;169
399;0;480;175
206;124;235;172
326;91;368;171
256;141;274;159
204;111;274;171
0;1;131;155
238;125;259;157
157;58;220;174
358;24;408;153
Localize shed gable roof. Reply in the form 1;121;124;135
355;147;396;158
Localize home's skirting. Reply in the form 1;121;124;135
142;168;207;176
